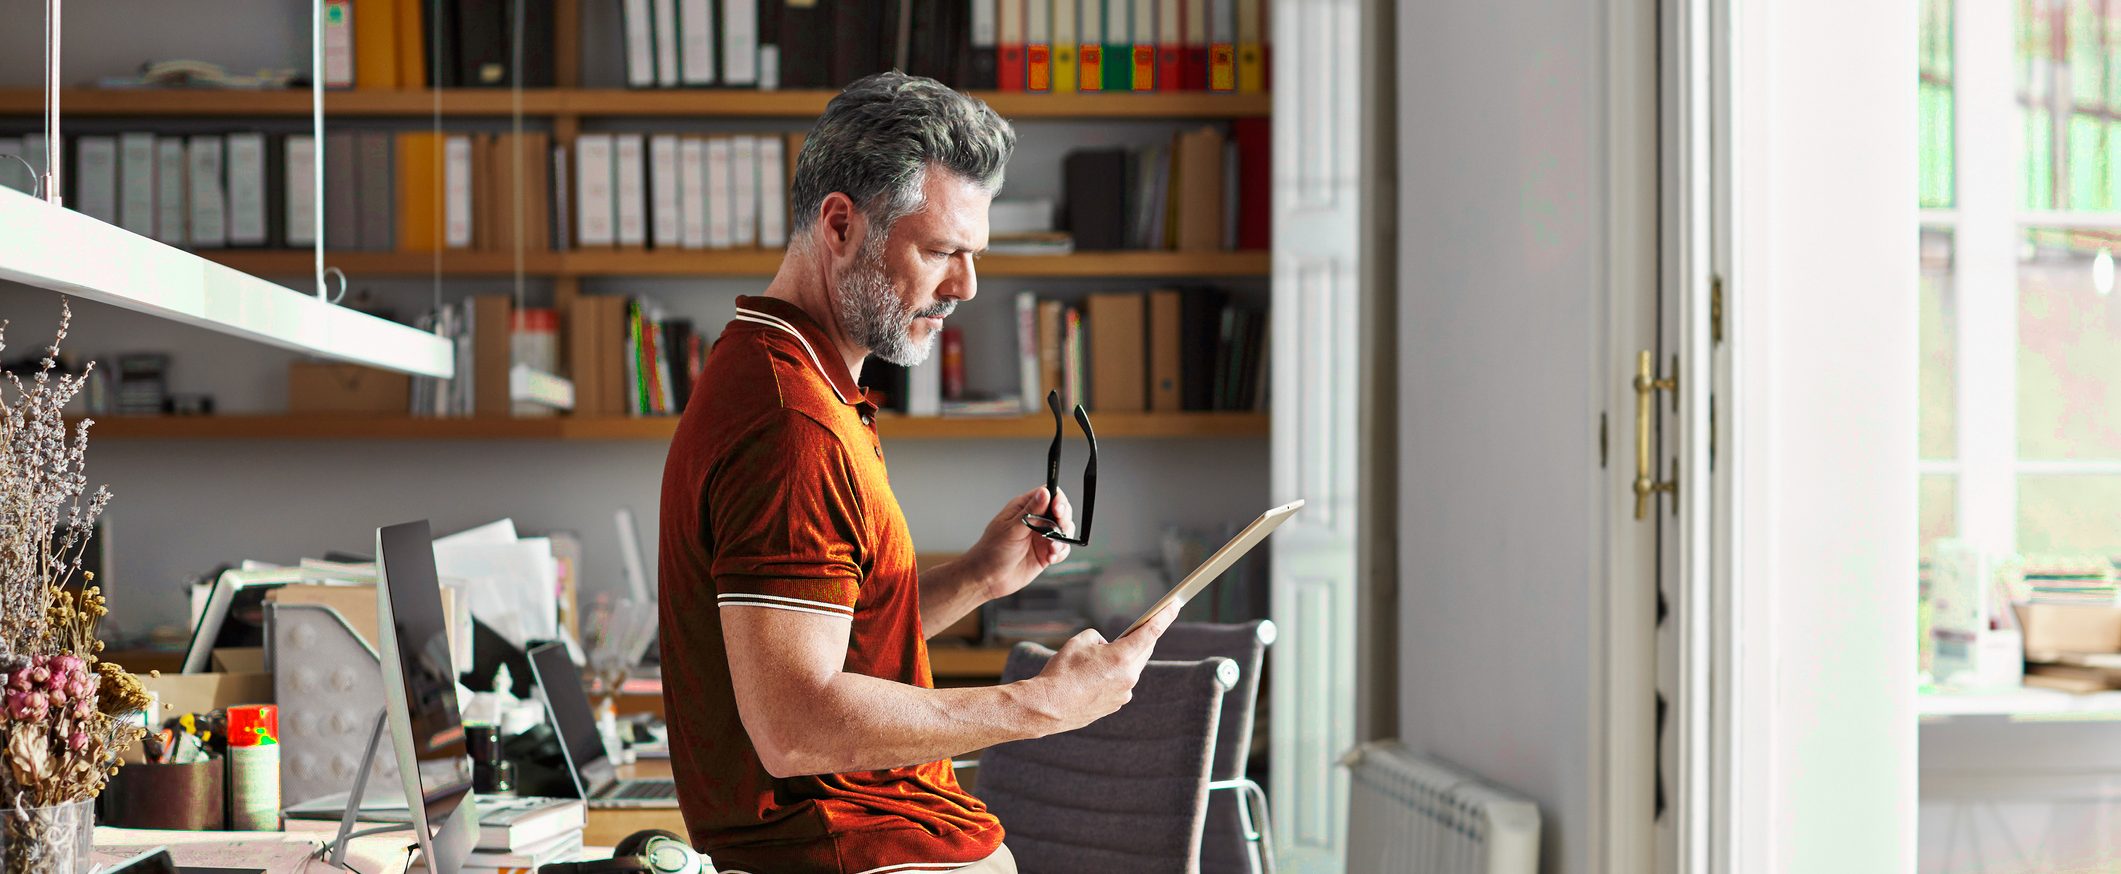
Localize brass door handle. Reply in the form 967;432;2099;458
1633;350;1679;520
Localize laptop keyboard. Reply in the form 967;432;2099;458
610;778;678;801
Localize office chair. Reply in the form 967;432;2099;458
1153;621;1278;874
972;642;1236;874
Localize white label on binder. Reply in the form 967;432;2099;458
74;137;119;226
118;133;157;237
615;134;648;247
757;136;787;248
188;136;228;248
155;140;188;245
286;135;318;247
731;135;758;247
706;137;733;249
224;133;267;246
444;135;474;248
575;134;616;247
679;0;716;85
680;137;708;249
722;0;759;85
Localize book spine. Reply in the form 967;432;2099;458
117;132;157;238
1078;0;1103;90
1131;0;1155;89
614;134;648;247
998;0;1025;90
286;135;318;247
969;0;999;89
323;0;357;86
649;134;682;249
189;137;229;247
1155;0;1182;90
731;135;758;247
155;139;189;246
724;0;760;85
1016;291;1041;412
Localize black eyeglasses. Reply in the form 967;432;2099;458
1022;389;1096;546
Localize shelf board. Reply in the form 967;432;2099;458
928;647;1012;679
0;88;1269;119
205;249;1268;278
86;412;1270;442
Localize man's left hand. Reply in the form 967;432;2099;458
963;486;1074;600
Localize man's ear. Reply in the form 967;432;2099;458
816;192;864;262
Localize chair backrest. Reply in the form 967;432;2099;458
981;643;1237;874
1151;620;1275;874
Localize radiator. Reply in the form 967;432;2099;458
1344;741;1541;874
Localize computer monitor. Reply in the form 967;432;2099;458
376;520;482;874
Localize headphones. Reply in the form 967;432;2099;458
537;829;713;874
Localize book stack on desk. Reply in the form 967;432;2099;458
468;797;588;869
298;795;588;873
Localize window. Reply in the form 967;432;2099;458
1921;0;2121;665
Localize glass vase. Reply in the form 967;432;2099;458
0;799;94;874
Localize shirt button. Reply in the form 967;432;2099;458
861;415;874;427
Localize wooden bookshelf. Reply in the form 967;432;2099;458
85;412;1271;442
0;88;1270;120
205;249;1270;278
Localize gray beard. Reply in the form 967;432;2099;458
836;242;941;367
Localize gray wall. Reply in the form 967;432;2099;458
1396;0;1604;871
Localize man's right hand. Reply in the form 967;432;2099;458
1020;602;1182;734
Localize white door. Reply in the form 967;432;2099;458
1267;0;1362;870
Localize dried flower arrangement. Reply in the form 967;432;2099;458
0;301;144;874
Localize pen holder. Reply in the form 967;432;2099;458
102;759;225;830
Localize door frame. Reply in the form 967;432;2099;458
1596;0;1662;869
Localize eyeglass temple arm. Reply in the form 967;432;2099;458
1074;404;1096;541
1043;390;1066;495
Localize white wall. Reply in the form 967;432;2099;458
1395;0;1606;871
1727;0;1918;869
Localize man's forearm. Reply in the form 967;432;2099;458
917;557;994;637
756;670;1053;776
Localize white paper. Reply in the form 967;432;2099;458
433;538;559;647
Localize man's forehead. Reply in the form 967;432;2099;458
906;171;993;244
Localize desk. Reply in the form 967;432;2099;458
586;760;689;848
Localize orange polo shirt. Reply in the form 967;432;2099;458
657;295;1003;874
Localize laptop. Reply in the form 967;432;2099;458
527;642;680;809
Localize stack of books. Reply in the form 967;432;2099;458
0;133;318;250
332;0;558;89
608;0;1277;93
1063;119;1271;253
1012;287;1265;414
459;797;588;873
569;132;791;252
854;287;1266;418
408;296;574;418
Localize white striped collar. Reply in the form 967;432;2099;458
731;301;864;406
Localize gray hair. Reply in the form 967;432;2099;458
789;71;1017;239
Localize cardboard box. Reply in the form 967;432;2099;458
288;362;410;413
2016;603;2121;654
138;671;275;718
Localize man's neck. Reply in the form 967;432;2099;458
761;247;868;380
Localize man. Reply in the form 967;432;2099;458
657;72;1181;874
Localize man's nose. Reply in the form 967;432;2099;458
943;252;978;303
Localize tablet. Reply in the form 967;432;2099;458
1123;499;1306;637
